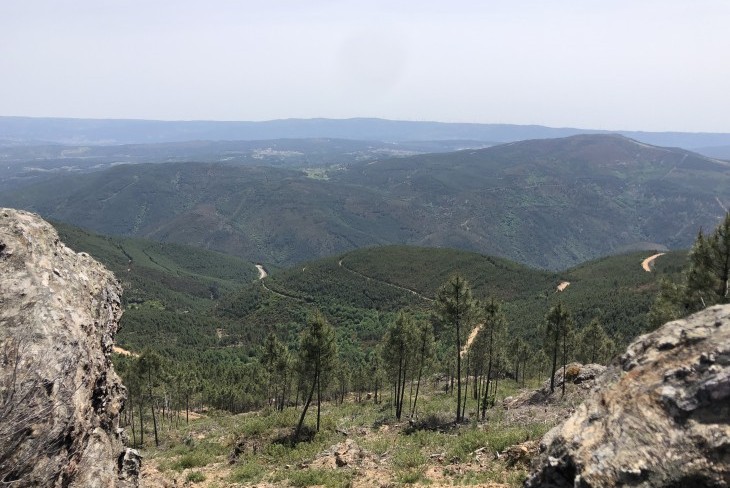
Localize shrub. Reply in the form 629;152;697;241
186;471;206;483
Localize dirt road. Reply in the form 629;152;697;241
338;259;434;302
641;253;665;272
256;264;268;279
460;324;482;357
113;346;139;357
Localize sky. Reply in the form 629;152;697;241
1;0;729;132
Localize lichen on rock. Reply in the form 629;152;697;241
525;305;730;488
0;208;138;487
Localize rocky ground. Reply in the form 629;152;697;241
526;305;730;487
0;209;139;487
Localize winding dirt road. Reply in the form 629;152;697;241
256;264;268;279
338;259;434;302
641;253;665;272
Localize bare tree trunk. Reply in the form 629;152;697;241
294;374;317;442
550;329;559;393
129;395;136;447
398;358;408;421
481;355;492;420
456;318;462;423
138;402;144;446
316;374;321;431
461;355;469;420
151;400;159;447
411;363;423;418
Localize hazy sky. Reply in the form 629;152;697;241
1;1;729;132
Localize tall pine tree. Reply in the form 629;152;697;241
295;311;337;441
435;274;477;423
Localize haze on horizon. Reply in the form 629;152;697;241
1;0;729;133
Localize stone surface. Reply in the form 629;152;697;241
0;209;138;487
525;305;730;488
505;362;606;408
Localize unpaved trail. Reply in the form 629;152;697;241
642;253;665;272
113;346;139;357
338;259;434;302
461;323;483;357
556;281;570;292
716;196;729;213
255;264;296;299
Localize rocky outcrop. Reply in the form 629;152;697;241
525;305;730;488
0;209;139;487
505;363;606;409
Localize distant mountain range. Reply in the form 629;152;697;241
2;116;730;152
2;134;727;270
0;138;492;192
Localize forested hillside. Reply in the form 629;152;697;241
221;246;686;352
51;221;685;415
4;134;728;269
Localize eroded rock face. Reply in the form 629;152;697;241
525;305;730;488
0;209;138;487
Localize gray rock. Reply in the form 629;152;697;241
0;209;138;487
525;305;730;488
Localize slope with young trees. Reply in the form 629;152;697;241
434;275;479;423
650;211;730;326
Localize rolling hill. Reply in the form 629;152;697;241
218;246;687;353
4;134;728;269
48;222;687;414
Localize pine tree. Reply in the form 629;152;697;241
411;319;435;418
435;274;477;423
294;311;337;441
261;332;290;410
545;302;571;394
686;213;730;307
476;299;506;419
577;318;612;365
382;311;417;420
650;212;730;328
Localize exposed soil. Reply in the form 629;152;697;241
461;323;483;357
113;345;139;357
641;252;665;272
256;264;268;279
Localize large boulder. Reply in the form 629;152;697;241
0;209;138;487
525;305;730;487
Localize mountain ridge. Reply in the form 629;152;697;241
1;134;726;270
3;115;730;149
